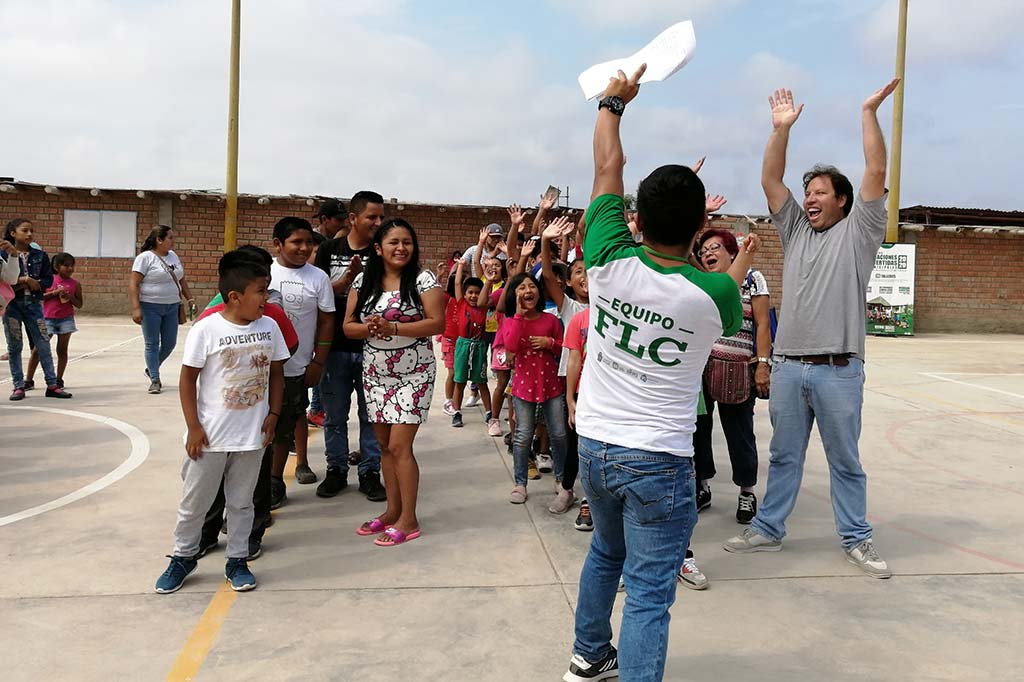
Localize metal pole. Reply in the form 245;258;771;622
224;0;241;251
885;0;908;244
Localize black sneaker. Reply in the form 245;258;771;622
316;466;348;498
194;537;219;560
23;379;35;390
696;486;712;512
348;451;361;466
56;378;64;389
45;386;73;399
294;463;318;484
451;411;463;428
563;646;618;682
736;491;757;524
358;472;387;502
270;477;287;510
247;539;263;561
574;500;593;532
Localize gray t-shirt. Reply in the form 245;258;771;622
772;190;887;359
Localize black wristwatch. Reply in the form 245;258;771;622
598;95;626;116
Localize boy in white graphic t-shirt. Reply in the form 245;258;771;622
155;251;290;595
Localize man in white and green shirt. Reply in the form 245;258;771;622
564;65;754;682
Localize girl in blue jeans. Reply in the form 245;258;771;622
501;272;566;504
3;219;72;400
129;226;195;394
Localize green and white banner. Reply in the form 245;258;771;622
866;243;915;336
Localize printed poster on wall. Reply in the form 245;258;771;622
865;243;915;336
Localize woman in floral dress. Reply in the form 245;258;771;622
344;219;444;547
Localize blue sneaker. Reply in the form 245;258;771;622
224;558;257;592
154;556;198;594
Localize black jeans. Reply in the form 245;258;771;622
692;384;758;488
201;444;274;547
561;393;579;492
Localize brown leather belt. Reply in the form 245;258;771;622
785;354;852;366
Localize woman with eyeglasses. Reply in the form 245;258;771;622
692;229;773;526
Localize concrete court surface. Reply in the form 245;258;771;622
1;316;1022;682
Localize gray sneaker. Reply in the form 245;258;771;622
148;379;162;394
548;488;575;515
846;540;892;579
723;527;782;553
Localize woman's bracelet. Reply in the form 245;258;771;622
268;411;280;417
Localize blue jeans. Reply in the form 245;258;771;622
140;301;179;382
4;298;58;388
321;351;381;476
750;356;872;550
310;385;323;413
573;436;696;682
512;394;567;486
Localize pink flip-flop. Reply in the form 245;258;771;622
374;526;421;547
356;518;393;536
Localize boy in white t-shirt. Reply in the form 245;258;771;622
155;251;290;594
268;217;335;508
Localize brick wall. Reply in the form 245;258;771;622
3;185;1022;333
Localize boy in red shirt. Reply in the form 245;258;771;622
450;259;493;428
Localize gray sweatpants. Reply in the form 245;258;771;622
172;449;262;559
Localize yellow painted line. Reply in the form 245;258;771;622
166;456;296;682
166;586;237;681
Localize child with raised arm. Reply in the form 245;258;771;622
450;256;493;428
501;271;565;504
154;251;289;594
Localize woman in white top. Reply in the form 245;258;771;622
129;225;195;394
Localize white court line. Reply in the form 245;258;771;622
0;334;142;385
0;406;150;527
919;372;1024;401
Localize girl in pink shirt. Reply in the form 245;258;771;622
502;272;566;504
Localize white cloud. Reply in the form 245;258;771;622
860;0;1024;65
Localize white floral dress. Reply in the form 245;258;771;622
352;270;439;424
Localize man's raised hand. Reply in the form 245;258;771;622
863;77;900;113
604;63;647;104
769;89;803;129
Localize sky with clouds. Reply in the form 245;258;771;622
2;0;1022;213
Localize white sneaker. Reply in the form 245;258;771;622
548;488;575;515
677;556;709;590
846;540;892;579
465;393;480;407
723;527;782;553
537;453;553;473
487;418;502;437
443;399;456;416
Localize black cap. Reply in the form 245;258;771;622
314;198;348;220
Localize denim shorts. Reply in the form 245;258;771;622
45;316;77;335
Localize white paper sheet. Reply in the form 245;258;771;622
577;21;697;101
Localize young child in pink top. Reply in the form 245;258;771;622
501;271;565;505
27;252;83;388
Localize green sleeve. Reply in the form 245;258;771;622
688;270;742;337
584;194;639;269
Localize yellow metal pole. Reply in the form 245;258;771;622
224;0;241;251
885;0;909;244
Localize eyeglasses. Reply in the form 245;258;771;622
697;243;722;258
